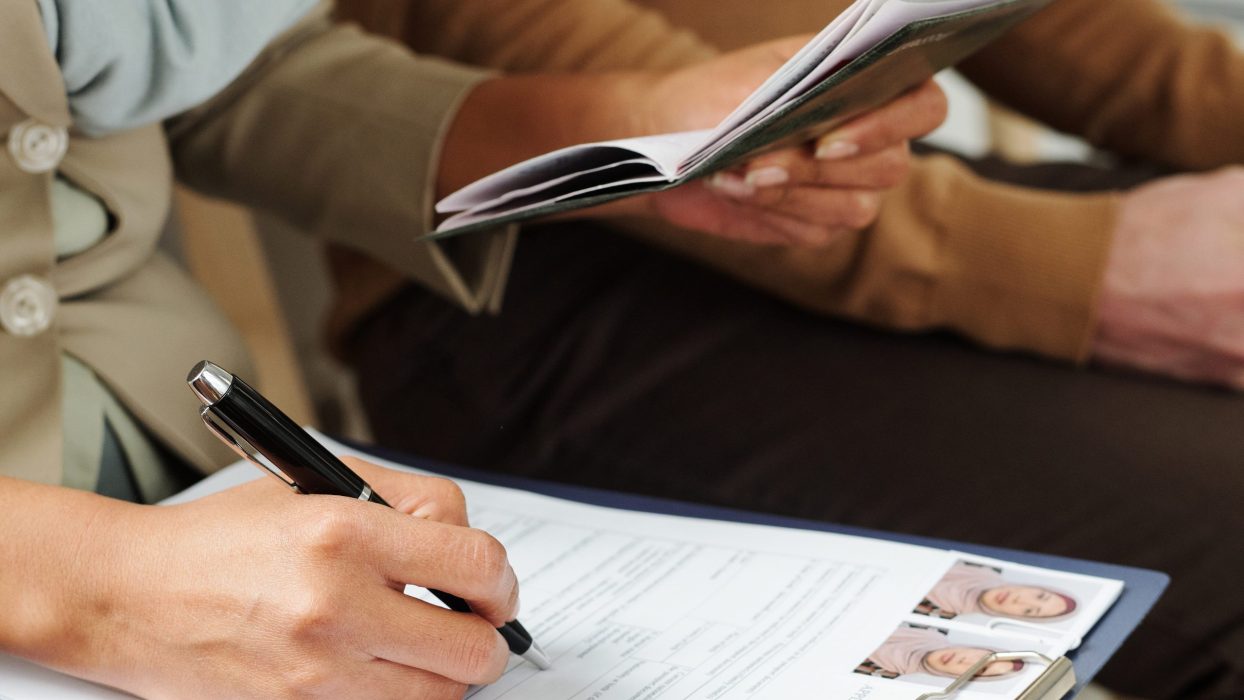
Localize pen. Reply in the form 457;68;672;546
187;360;552;671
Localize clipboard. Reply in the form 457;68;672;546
143;436;1166;700
347;440;1169;700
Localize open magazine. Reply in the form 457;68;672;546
431;0;1053;238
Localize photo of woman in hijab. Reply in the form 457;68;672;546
855;625;1026;683
915;561;1079;622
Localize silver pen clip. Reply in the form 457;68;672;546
200;407;303;493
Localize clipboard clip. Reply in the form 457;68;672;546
916;651;1076;700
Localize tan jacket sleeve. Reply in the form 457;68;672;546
620;155;1119;361
960;0;1244;170
167;2;512;313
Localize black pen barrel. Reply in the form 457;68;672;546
215;375;369;498
498;619;535;654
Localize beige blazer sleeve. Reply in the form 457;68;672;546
167;2;512;313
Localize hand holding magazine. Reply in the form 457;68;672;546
432;0;1052;239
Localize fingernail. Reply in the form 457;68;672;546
708;172;755;199
817;140;860;160
745;166;789;188
411;502;437;519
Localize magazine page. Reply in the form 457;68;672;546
436;130;710;226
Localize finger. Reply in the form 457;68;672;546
757;187;883;231
366;592;511;686
740;142;911;190
362;659;471;700
708;174;883;230
730;214;837;247
813;80;947;159
368;514;521;625
345;458;470;526
655;179;849;247
711;196;854;247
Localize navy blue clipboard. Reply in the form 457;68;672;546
349;440;1168;698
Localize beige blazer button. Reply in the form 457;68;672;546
7;119;69;174
0;275;58;337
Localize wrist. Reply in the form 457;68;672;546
24;497;158;692
0;485;136;668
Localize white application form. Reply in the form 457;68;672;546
458;493;953;700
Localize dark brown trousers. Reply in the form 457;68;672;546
343;155;1244;699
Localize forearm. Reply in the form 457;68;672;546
355;0;722;206
0;478;130;678
437;72;645;199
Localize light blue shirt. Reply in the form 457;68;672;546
35;0;319;136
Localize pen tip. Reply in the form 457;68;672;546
523;642;552;671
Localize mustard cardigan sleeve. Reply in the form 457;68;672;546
960;0;1244;171
617;155;1119;362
